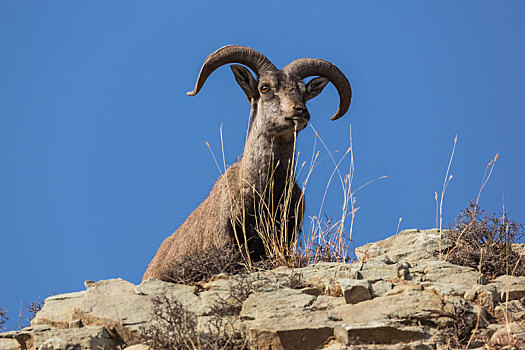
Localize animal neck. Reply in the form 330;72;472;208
240;117;297;193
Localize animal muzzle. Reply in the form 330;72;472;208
289;105;310;122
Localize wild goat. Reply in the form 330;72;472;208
142;45;351;282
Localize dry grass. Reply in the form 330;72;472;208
431;136;525;348
435;135;502;261
232;133;304;269
436;135;457;259
229;124;384;272
300;125;382;266
432;139;525;348
438;150;499;257
436;137;523;279
161;124;374;286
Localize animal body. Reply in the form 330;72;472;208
143;45;351;282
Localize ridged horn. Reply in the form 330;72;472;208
187;45;277;96
283;58;351;120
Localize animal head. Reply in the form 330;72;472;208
187;45;352;138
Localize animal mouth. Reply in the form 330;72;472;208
285;115;309;123
285;116;308;131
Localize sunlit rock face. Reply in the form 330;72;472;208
2;229;525;349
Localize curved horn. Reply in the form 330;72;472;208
187;45;277;96
283;58;351;120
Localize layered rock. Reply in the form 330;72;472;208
1;229;524;349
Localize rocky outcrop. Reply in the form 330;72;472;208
2;228;525;349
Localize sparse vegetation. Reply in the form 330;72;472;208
298;125;369;267
444;201;525;279
439;199;525;348
0;298;49;331
237;125;375;271
161;125;365;287
140;295;203;349
138;127;380;349
440;300;479;348
140;279;252;349
213;273;256;316
0;306;8;331
26;298;43;321
141;268;307;349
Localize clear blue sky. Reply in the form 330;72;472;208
1;1;524;330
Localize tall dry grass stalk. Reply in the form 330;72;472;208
218;125;304;270
442;152;499;261
207;124;385;270
436;134;457;260
434;134;501;261
300;124;383;265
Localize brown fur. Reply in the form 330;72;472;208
142;52;344;282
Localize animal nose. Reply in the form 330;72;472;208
293;105;310;121
293;105;308;116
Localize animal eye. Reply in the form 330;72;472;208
260;85;270;93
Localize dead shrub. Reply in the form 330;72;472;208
441;300;479;348
26;298;43;321
140;295;199;349
140;295;247;350
444;201;525;279
0;306;8;331
211;273;256;316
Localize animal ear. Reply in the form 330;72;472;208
305;77;330;101
230;65;258;101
